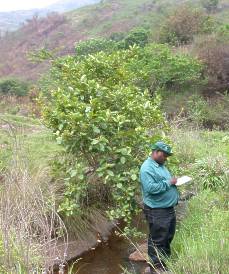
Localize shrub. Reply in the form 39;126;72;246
202;0;219;13
186;94;208;126
109;31;126;42
193;33;229;93
41;47;168;231
217;24;229;41
0;78;29;96
51;43;203;94
75;28;150;58
202;94;229;129
75;38;118;57
128;44;203;92
121;28;150;49
159;5;215;45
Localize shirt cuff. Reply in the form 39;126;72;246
164;178;171;188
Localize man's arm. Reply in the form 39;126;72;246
140;169;172;195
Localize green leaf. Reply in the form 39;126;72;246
131;174;137;181
70;170;77;178
91;139;100;145
121;157;126;164
117;183;123;189
56;137;62;145
107;170;114;176
93;126;100;134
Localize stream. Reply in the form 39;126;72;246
72;200;187;274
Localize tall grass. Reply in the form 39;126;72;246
0;124;68;273
166;189;229;274
165;126;229;273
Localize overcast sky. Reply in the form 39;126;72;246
0;0;58;12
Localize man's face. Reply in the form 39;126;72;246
153;150;169;164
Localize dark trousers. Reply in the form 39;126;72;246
143;204;176;270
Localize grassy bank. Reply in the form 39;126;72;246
0;112;68;272
0;113;61;171
168;189;229;274
164;128;229;274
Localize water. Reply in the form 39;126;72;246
74;234;146;274
72;201;187;274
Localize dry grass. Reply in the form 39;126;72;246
0;125;68;273
0;93;40;117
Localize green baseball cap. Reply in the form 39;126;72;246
151;141;173;156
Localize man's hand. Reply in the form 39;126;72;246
170;178;177;185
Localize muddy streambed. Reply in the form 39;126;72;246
72;234;146;274
70;200;188;274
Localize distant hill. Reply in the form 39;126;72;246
0;0;228;81
0;0;100;33
0;9;45;33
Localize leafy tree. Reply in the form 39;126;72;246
41;43;203;232
41;47;168;232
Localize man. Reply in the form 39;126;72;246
140;141;179;274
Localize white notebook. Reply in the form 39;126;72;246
176;175;192;186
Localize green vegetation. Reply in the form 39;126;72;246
0;78;30;96
121;27;150;48
75;28;150;57
40;41;204;234
158;5;215;45
0;0;228;273
162;127;229;274
75;38;118;56
0;113;60;172
169;189;229;273
41;47;167;231
202;0;219;12
0;113;66;272
1;0;229;81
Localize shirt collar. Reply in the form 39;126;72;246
148;156;160;167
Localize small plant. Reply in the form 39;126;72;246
192;156;228;191
217;24;229;41
186;94;208;126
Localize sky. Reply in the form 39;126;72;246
0;0;58;12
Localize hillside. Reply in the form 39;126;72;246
0;0;228;81
0;0;100;33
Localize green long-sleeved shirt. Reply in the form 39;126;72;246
140;156;179;208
